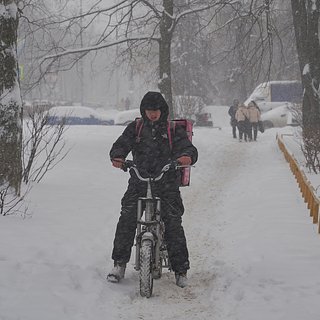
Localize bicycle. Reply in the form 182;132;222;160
122;160;180;298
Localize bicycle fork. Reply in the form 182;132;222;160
134;196;161;272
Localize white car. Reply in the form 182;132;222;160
260;105;298;129
47;106;114;125
114;108;141;125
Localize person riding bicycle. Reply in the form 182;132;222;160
107;91;198;288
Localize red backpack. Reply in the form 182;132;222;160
135;118;193;186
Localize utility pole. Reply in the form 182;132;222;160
115;28;119;109
79;0;84;105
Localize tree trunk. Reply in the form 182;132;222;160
158;0;174;119
0;1;23;195
291;0;320;128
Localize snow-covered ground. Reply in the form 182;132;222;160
1;106;320;320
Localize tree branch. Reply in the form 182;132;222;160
40;36;160;62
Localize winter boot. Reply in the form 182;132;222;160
175;272;188;288
107;261;126;283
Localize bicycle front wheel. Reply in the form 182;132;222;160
139;239;153;298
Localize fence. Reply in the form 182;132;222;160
277;134;320;233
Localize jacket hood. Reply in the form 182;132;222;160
140;91;169;122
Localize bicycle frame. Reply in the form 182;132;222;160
122;160;190;297
127;164;170;275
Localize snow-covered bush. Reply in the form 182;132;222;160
173;95;205;120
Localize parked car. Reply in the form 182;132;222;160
47;106;114;125
114;108;141;125
260;105;298;129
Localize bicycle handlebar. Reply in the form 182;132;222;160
122;160;182;182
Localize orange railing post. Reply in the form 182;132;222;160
277;134;320;234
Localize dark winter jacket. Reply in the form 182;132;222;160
228;105;237;120
109;92;198;178
228;105;238;126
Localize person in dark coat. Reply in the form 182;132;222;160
228;99;239;138
107;91;198;288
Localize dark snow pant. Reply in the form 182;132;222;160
232;125;237;138
111;176;190;273
237;121;248;141
247;122;258;141
251;122;258;140
230;119;238;138
247;123;253;141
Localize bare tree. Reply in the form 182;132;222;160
19;1;299;112
0;183;28;216
0;2;71;216
37;1;257;117
174;95;204;119
22;105;69;183
0;0;23;195
200;1;299;103
0;101;69;216
18;1;87;98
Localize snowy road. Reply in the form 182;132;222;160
1;115;320;320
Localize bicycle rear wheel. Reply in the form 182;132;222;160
139;239;153;298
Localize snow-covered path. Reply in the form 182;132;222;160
1;114;320;320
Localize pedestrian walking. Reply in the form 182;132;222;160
228;99;239;139
235;103;249;142
247;100;261;141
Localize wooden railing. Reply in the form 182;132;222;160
277;134;320;233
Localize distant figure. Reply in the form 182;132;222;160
119;98;125;111
125;97;130;110
247;100;261;141
235;103;249;142
228;99;239;138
